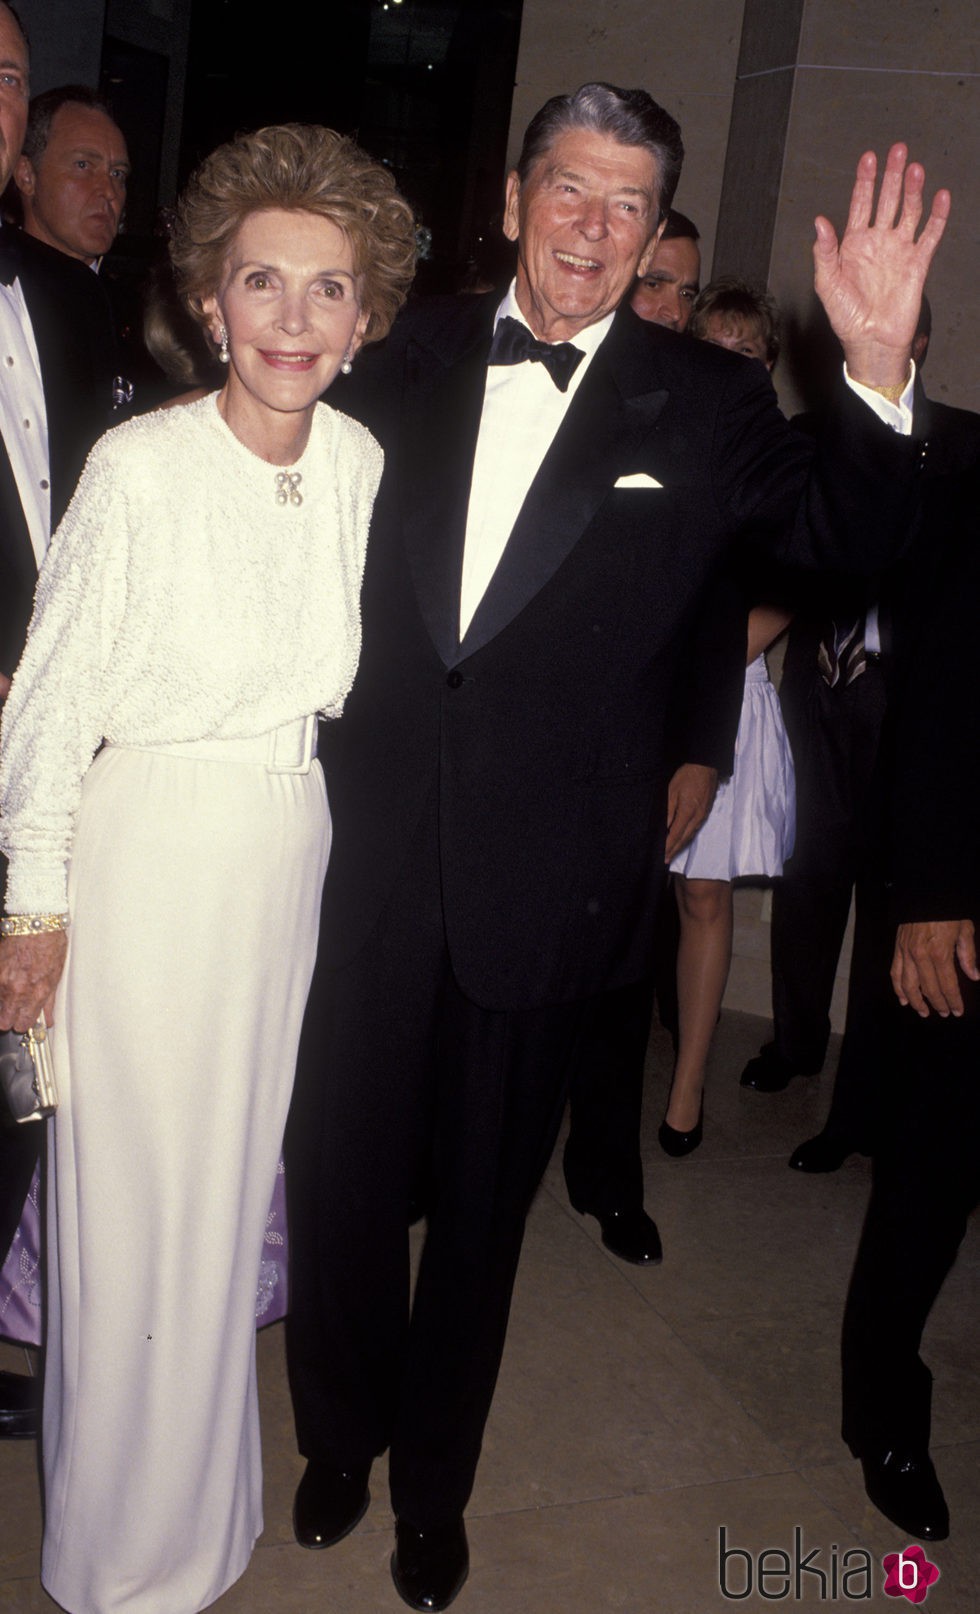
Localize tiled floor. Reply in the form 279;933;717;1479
1;1010;976;1611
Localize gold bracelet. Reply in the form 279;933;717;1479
1;913;69;937
862;367;913;404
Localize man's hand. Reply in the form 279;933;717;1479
814;144;950;388
890;918;978;1018
0;932;67;1032
665;764;718;863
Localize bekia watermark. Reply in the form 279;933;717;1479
718;1527;941;1603
719;1528;873;1600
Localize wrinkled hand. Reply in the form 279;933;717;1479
665;764;718;863
814;143;951;387
0;932;67;1032
890;918;978;1018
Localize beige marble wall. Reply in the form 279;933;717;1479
767;2;979;415
511;0;978;413
712;0;805;283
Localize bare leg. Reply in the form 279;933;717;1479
666;875;734;1130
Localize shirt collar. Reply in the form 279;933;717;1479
494;280;614;358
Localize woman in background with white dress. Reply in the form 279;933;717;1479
0;123;415;1614
660;279;796;1156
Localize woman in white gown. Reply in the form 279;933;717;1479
0;124;415;1614
661;280;796;1155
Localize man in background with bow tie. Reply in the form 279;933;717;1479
0;1;118;1441
286;82;948;1609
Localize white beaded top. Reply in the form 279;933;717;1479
0;392;382;912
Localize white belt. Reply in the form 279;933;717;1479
115;715;317;774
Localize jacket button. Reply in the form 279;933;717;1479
446;669;464;689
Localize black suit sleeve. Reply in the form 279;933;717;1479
887;463;980;921
669;563;745;776
713;363;922;576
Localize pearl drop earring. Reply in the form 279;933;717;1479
218;325;229;364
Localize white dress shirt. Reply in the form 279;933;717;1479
0;275;51;566
460;285;612;637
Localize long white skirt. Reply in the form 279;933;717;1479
41;729;330;1614
670;654;796;882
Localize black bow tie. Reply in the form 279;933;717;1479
0;232;20;287
488;315;584;393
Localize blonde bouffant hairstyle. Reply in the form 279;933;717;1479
170;123;417;345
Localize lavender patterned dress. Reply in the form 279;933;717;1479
0;1157;290;1346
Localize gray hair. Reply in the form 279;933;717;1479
515;83;683;223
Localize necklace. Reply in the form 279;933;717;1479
275;471;303;507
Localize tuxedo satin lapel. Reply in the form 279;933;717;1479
460;343;669;659
403;303;495;667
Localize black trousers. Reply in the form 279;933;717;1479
841;977;980;1457
816;870;892;1150
285;802;589;1525
771;662;888;1073
562;977;654;1216
561;884;674;1218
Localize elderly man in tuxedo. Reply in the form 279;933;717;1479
0;1;118;1440
285;82;948;1609
742;307;980;1177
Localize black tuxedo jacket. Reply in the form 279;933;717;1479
886;445;980;922
321;294;921;1010
781;389;980;694
0;231;118;676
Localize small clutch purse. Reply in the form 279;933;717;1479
0;1016;57;1123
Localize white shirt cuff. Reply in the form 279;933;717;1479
843;360;915;436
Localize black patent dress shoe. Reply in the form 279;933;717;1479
293;1460;370;1548
740;1042;818;1092
861;1450;950;1541
658;1101;703;1157
0;1369;39;1439
596;1206;663;1265
392;1517;469;1611
789;1131;864;1173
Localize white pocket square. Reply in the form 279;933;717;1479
614;472;663;489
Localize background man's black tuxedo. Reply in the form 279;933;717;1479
286;292;922;1522
841;454;980;1464
768;393;980;1149
0;231;118;675
0;229;117;1277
